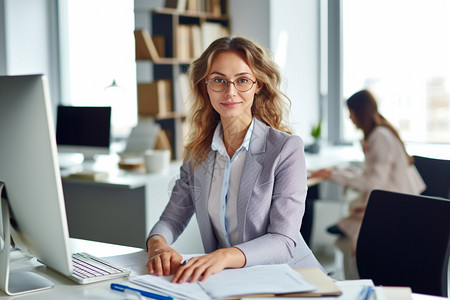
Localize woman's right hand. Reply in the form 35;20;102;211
309;168;332;179
147;235;183;276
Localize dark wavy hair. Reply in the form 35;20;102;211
347;89;413;164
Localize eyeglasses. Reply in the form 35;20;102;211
206;77;257;92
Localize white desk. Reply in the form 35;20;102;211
61;156;203;254
303;142;450;193
60;145;363;252
305;142;450;172
2;239;445;300
60;145;365;253
305;144;364;171
59;143;448;273
3;239;142;300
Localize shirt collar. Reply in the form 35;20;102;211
211;118;254;155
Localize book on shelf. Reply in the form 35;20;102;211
176;24;203;60
187;0;206;12
176;25;192;60
201;22;229;50
211;0;222;15
137;80;172;116
165;0;178;8
168;0;223;15
134;29;160;62
206;0;222;16
152;35;165;58
186;0;197;12
176;23;229;61
165;0;187;11
190;25;202;59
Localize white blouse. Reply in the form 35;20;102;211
208;120;254;248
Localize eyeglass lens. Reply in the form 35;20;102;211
207;78;255;92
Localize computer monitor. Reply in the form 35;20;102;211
0;75;75;294
56;105;111;161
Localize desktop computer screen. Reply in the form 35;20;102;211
56;105;111;161
0;75;129;295
0;74;74;293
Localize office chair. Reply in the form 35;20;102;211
413;155;450;199
356;190;450;297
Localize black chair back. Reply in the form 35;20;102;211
356;190;450;297
413;155;450;199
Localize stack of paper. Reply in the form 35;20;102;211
130;264;317;300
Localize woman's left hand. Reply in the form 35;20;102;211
172;247;245;284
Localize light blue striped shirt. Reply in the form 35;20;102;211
208;119;254;248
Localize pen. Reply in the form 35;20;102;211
110;283;174;300
363;286;374;300
358;286;367;300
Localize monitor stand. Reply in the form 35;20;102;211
0;182;54;295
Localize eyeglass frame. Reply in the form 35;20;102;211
205;77;257;92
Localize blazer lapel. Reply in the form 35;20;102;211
236;119;267;243
193;151;218;252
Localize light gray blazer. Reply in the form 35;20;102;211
149;118;323;270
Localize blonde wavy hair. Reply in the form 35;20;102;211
184;36;292;167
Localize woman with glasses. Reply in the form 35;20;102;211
146;36;323;284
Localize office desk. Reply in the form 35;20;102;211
305;144;363;172
3;239;445;300
3;239;143;300
304;143;364;191
61;145;363;252
62;156;203;254
66;143;442;260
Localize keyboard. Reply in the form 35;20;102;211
70;252;131;284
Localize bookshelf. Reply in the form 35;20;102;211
134;0;230;159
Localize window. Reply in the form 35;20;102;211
59;0;137;139
342;0;450;143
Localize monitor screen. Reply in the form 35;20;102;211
56;105;111;160
0;75;73;293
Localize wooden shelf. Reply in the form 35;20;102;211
134;3;229;159
154;7;229;20
135;30;176;63
135;29;195;64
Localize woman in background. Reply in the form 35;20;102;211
146;36;323;284
310;89;425;278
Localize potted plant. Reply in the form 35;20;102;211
305;120;321;154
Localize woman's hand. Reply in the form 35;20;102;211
147;235;183;276
172;247;245;284
309;168;332;179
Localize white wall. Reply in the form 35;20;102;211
271;0;319;143
0;0;60;111
230;0;320;143
5;0;50;75
229;0;271;49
